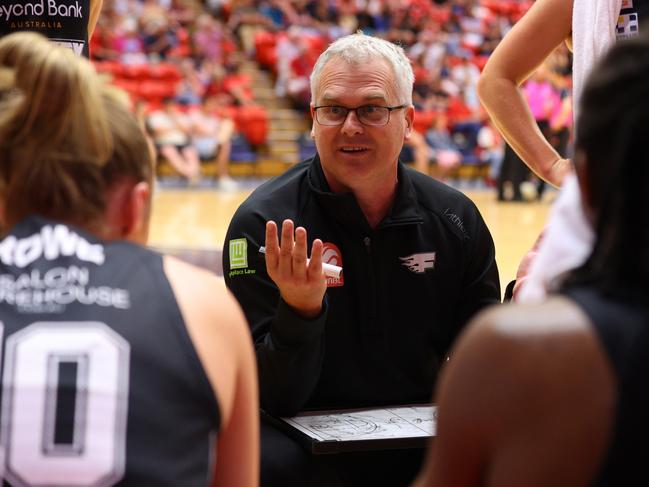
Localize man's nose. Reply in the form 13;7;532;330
340;109;364;136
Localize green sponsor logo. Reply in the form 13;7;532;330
228;268;257;278
229;238;248;269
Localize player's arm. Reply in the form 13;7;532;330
210;289;259;487
165;257;260;487
412;308;500;487
477;0;573;186
88;0;103;37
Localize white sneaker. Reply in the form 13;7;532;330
216;176;239;192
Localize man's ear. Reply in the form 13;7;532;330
404;105;415;139
309;103;316;138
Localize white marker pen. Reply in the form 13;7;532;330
259;246;343;279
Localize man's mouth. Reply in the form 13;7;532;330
340;146;370;153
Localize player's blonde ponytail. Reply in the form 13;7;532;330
0;32;152;230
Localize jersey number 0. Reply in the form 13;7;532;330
0;321;130;487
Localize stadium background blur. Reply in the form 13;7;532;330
92;0;566;290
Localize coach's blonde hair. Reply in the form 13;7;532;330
0;32;152;229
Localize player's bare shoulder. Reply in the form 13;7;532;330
447;296;608;407
163;254;243;326
479;296;592;338
464;297;600;373
441;296;615;483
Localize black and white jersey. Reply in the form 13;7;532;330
0;215;220;486
564;286;649;486
0;0;91;57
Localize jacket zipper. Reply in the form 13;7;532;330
363;236;379;336
381;218;423;227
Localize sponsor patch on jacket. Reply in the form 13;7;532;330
228;238;256;278
322;242;344;287
399;252;436;274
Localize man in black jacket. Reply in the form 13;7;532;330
224;32;500;487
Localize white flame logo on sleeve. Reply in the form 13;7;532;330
399;252;436;274
322;243;344;287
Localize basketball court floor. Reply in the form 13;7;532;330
149;183;551;297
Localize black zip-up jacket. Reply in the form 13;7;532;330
224;156;500;416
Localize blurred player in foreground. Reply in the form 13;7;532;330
414;33;649;487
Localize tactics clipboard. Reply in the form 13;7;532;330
263;404;437;455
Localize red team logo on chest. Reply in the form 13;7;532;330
322;242;344;287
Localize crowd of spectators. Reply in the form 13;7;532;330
89;0;573;194
249;0;572;187
90;0;264;186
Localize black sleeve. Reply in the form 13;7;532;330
503;279;516;302
455;204;501;332
223;204;327;416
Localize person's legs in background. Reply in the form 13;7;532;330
160;144;201;183
214;118;238;191
407;129;432;175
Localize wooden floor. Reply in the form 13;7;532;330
149;182;552;295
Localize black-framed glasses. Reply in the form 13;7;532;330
313;104;407;126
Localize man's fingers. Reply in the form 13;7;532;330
266;221;325;287
265;220;279;248
307;239;324;279
293;227;309;278
279;220;295;256
278;219;295;277
265;221;279;271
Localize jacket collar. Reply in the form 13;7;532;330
306;153;424;231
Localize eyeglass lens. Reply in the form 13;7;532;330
317;106;389;125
